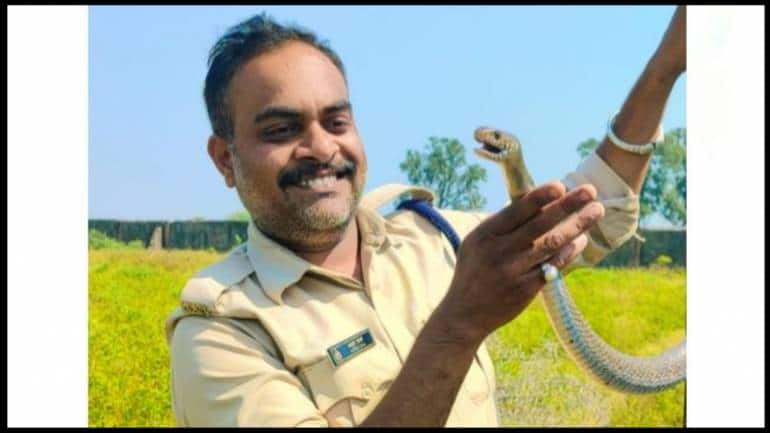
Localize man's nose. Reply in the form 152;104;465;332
296;122;339;162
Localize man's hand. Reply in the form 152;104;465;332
435;181;604;344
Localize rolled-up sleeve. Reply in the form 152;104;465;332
562;152;640;260
169;316;327;427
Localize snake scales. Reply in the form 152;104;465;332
473;127;685;394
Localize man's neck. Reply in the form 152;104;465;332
294;219;363;283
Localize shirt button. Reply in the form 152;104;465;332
362;384;374;399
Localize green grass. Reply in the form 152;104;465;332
88;249;223;427
89;250;685;427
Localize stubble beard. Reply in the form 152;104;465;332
276;184;363;251
233;156;365;252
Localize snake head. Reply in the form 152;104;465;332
473;126;522;162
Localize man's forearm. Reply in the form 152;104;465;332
596;7;685;195
595;60;679;194
359;302;483;427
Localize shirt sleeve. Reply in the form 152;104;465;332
562;151;641;258
169;315;327;427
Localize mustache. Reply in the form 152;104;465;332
277;157;356;189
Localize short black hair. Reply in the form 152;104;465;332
204;13;347;142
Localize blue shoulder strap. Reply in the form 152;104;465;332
395;198;461;254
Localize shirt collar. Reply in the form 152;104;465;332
245;221;312;305
245;208;399;305
356;205;393;249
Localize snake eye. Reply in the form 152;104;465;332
493;131;501;140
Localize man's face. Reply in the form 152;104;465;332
222;41;367;251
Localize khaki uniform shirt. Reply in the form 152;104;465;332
165;152;640;427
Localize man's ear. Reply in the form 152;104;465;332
208;135;236;188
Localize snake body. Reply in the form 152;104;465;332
473;127;686;394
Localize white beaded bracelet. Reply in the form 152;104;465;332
606;112;664;155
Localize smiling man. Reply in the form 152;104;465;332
210;38;365;256
166;8;685;427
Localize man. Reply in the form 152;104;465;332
166;7;685;427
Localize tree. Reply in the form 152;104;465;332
227;210;252;221
576;128;686;227
399;137;488;210
656;128;686;225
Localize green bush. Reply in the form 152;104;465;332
126;240;145;249
653;254;673;267
89;229;145;250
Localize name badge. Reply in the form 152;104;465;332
327;329;376;368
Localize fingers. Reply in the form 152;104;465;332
517;234;588;287
481;181;566;236
505;234;589;308
507;183;598;246
548;233;588;270
504;199;604;276
500;264;550;312
533;201;604;264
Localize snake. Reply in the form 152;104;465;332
473;126;686;394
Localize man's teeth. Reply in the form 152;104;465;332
299;175;338;188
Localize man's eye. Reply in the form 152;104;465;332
263;124;301;140
327;118;350;133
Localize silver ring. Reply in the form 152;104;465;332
541;263;559;282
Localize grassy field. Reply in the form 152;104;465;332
89;249;685;427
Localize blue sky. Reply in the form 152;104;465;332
89;5;685;226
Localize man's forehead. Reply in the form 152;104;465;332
228;41;348;114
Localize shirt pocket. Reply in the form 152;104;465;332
299;343;399;426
